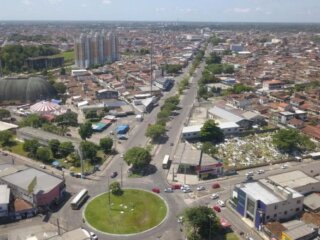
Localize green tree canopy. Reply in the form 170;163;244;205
36;147;52;163
19;114;45;128
48;139;60;158
109;181;123;196
23;139;40;157
59;141;75;158
53;82;67;94
272;129;315;153
200;120;224;143
206;52;222;64
163;64;182;74
99;137;113;154
145;124;166;141
124;147;152;169
80;141;98;161
55;111;78;127
201;142;218;158
0;108;11;120
183;206;221;240
78;122;93;140
0;130;13;146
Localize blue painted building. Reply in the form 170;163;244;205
233;180;304;230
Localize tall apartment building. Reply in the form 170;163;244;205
75;31;119;69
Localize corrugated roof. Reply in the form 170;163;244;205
208;106;244;123
268;171;319;189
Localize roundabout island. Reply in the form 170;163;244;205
84;189;168;235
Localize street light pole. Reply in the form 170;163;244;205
107;176;111;207
120;162;123;187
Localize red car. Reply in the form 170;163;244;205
213;205;221;213
212;182;220;189
171;184;182;190
152;188;160;193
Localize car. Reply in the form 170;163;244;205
171;184;182;190
66;133;72;137
89;232;98;240
196;186;205;191
180;184;190;190
110;171;118;178
281;164;288;169
212;183;220;189
210;193;219;199
245;171;254;177
39;164;46;169
164;187;173;193
177;216;184;223
183;188;192;193
213;205;221;212
257;169;265;174
218;200;225;207
74;173;82;178
152;187;160;193
118;135;128;140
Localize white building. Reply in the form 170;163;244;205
233;179;304;229
0;185;10;217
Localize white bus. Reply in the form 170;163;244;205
162;155;170;169
71;189;88;210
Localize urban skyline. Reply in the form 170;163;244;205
2;0;320;23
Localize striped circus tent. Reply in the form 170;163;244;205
30;101;66;115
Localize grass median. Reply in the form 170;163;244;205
84;189;167;234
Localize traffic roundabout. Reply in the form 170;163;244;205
83;189;168;235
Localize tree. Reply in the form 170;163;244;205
183;206;221;240
60;67;66;75
200;120;224;143
99;137;113;154
59;141;74;158
145;124;166;141
36;147;52;163
53;82;67;94
272;129;315;153
80;141;98;161
201;142;218;157
123;147;152;169
109;181;123;196
23;139;40;157
55;111;78;126
78;122;93;140
206;52;222;64
0;130;13;146
0;108;10;120
19;114;45;128
48;139;60;158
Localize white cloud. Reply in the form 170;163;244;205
102;0;112;5
22;0;32;5
155;7;166;13
48;0;62;4
232;8;252;13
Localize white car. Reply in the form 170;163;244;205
257;169;265;174
245;171;254;177
183;188;192;193
164;188;173;193
281;164;288;169
210;193;219;199
196;186;205;191
177;216;184;223
217;200;225;207
180;184;190;190
90;232;98;240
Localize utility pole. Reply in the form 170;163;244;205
172;167;175;182
184;165;186;185
77;145;84;179
107;176;111;207
120;162;123;187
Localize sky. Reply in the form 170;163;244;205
2;0;320;23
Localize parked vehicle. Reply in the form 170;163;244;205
183;188;192;193
171;184;182;190
218;200;225;207
164;188;173;193
196;186;205;191
281;164;288;169
212;183;220;189
110;171;118;178
177;216;184;223
245;171;254;177
210;193;219;199
90;232;98;240
152;188;160;193
213;205;221;212
257;169;265;174
180;184;190;190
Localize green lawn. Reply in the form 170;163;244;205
9;141;29;157
84;189;167;234
54;50;74;66
226;232;240;240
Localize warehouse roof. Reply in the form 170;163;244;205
303;193;320;211
2;167;63;194
268;171;319;189
208;106;244;123
0;121;18;132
